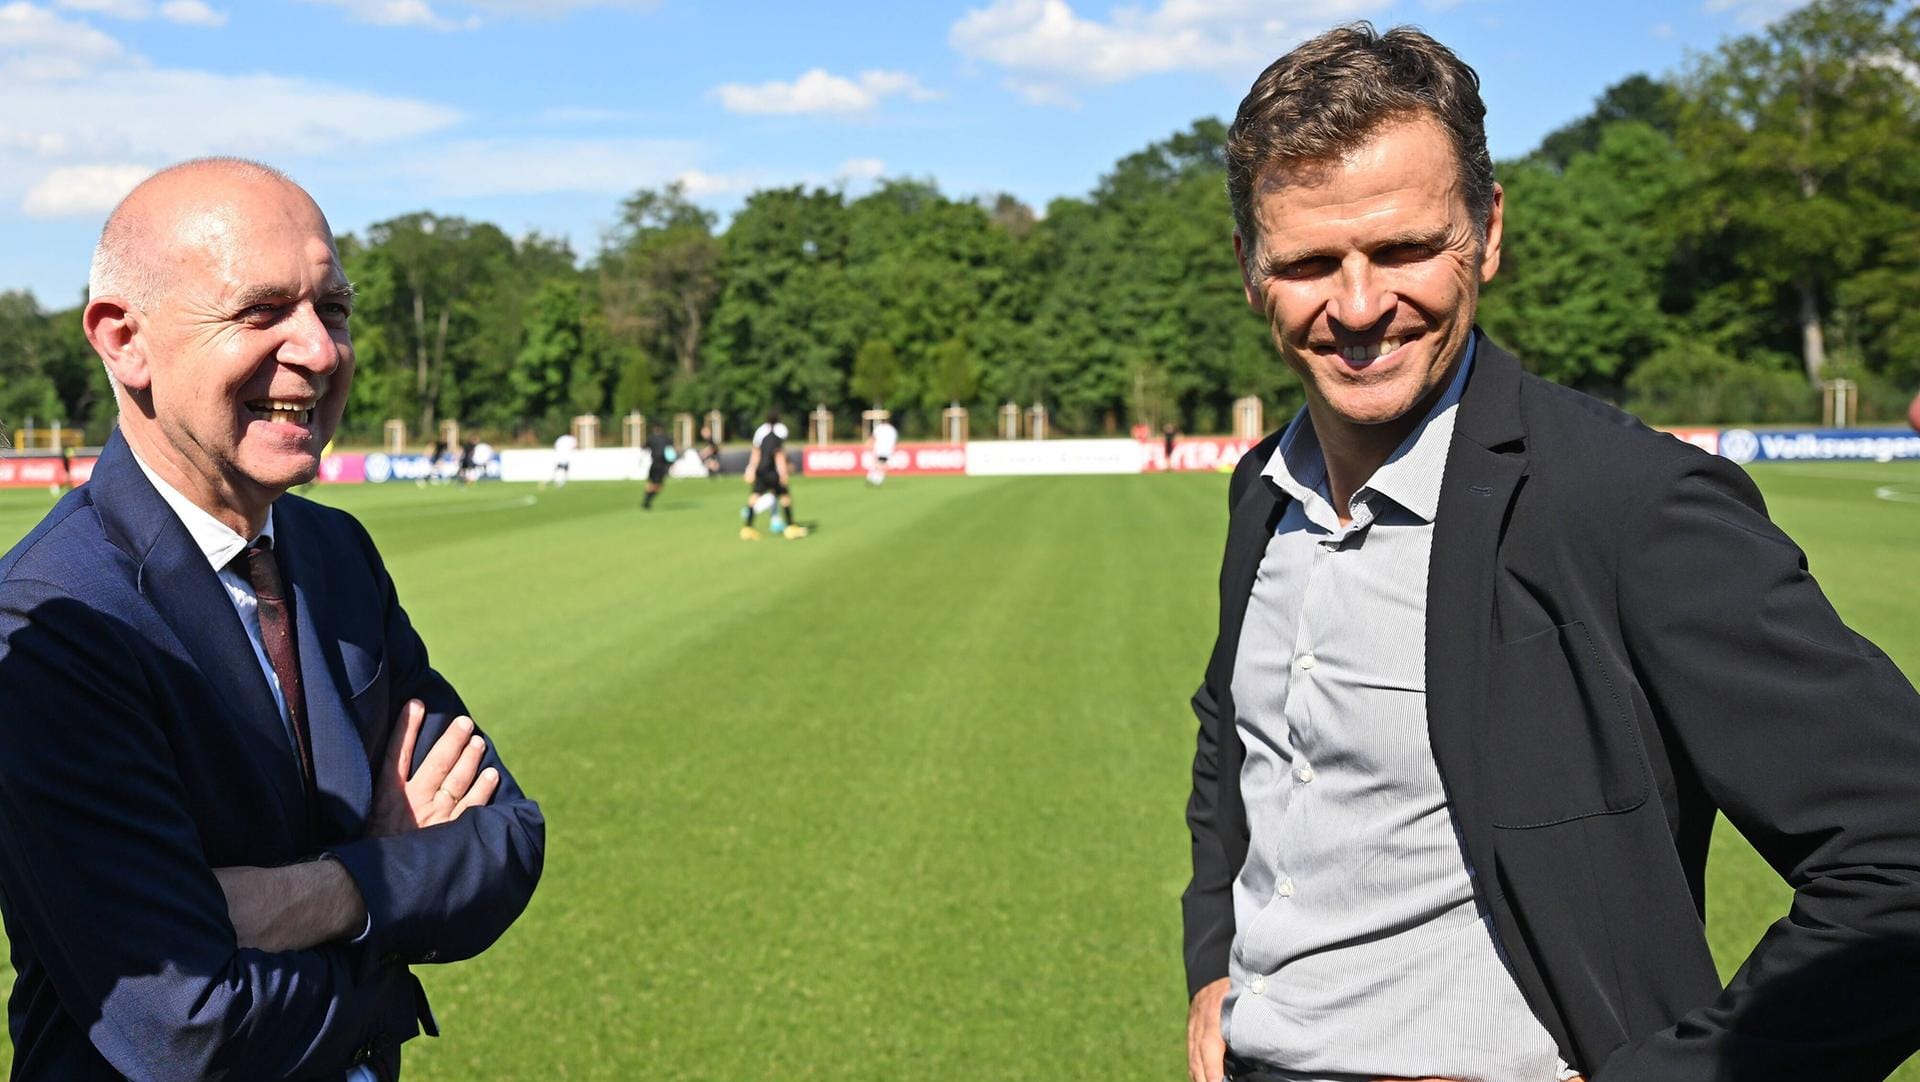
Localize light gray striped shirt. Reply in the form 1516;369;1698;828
1224;342;1571;1081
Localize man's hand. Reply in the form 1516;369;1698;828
1188;977;1230;1082
368;698;500;838
213;859;367;952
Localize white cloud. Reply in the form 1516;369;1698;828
298;0;655;29
1;69;459;164
297;0;479;30
53;0;224;22
0;6;461;214
159;1;225;25
1650;21;1674;37
1;3;129;78
675;167;759;198
1701;0;1802;25
22;161;150;216
712;68;940;116
836;157;885;181
453;0;656;12
52;0;146;16
950;0;1389;88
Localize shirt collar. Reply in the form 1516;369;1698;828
129;449;276;572
1263;333;1477;525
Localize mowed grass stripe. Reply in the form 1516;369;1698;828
387;475;1226;1079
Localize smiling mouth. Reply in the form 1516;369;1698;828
1337;337;1406;364
247;399;315;425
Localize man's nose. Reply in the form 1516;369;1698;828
277;303;344;373
1326;256;1389;330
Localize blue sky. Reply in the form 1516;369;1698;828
0;0;1805;306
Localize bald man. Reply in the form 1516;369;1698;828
0;159;544;1080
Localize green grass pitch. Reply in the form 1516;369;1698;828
0;459;1915;1079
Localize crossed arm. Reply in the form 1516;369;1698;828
214;698;501;952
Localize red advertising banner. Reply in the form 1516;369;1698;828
1660;428;1720;455
1141;437;1258;473
0;455;98;488
802;443;967;477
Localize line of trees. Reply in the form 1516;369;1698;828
3;0;1915;446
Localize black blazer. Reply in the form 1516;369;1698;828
1184;335;1920;1080
0;431;545;1080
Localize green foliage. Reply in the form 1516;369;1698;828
1624;340;1814;424
0;292;100;445
340;214;580;440
1534;74;1682;170
1481;122;1684;390
928;338;977;410
1675;0;1920;382
597;183;721;417
850;339;899;408
511;279;615;428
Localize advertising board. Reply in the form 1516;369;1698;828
801;443;968;477
318;453;367;484
364;453;504;483
0;455;97;488
1716;428;1920;465
1142;437;1258;473
964;439;1145;476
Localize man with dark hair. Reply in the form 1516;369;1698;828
1185;22;1920;1082
0;159;544;1079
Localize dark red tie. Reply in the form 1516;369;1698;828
232;540;317;817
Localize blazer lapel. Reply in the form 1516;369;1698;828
1212;439;1287;689
89;433;309;834
274;510;376;845
1426;334;1529;884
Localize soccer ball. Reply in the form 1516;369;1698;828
770;512;787;534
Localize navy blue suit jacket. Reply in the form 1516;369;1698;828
0;431;545;1080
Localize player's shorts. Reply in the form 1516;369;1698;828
752;475;788;497
648;463;670;483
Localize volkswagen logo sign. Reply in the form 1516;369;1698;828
1719;429;1760;465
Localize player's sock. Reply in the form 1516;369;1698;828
644;488;656;509
741;504;756;527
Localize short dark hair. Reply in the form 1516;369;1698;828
1227;23;1495;263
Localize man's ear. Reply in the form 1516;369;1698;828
84;297;151;392
1233;231;1261;311
1479;182;1505;284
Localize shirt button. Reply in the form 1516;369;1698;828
1249;975;1266;996
1297;653;1316;670
1277;877;1294;898
1296;765;1314;784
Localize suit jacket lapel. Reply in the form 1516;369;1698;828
1220;471;1284;659
273;507;376;846
89;432;309;834
1426;333;1529;884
